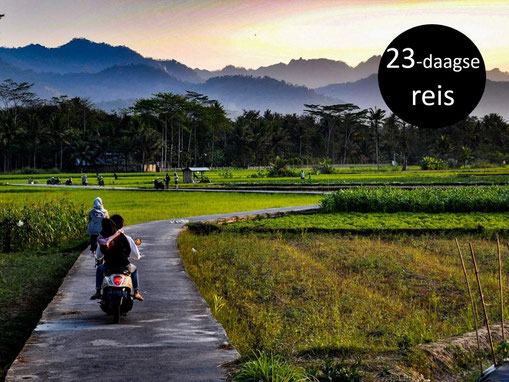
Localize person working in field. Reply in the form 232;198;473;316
91;215;144;301
86;197;108;257
165;173;170;189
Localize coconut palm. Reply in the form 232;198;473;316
367;107;386;170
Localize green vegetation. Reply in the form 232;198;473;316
1;166;508;188
420;156;447;170
0;187;320;225
0;240;87;379
321;186;509;213
179;231;509;380
0;197;87;378
233;351;308;382
222;212;509;233
0;199;86;252
1;80;507;174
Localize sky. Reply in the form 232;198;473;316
1;0;508;71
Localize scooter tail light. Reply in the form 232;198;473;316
113;276;122;286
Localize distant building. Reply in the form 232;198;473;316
182;167;210;183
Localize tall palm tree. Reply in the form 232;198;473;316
367;107;386;170
129;116;162;171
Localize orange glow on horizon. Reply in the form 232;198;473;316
0;0;508;71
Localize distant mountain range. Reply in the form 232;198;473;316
0;55;335;116
0;38;508;117
195;56;381;88
0;38;202;83
315;74;509;120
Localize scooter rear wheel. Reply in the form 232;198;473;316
112;303;120;324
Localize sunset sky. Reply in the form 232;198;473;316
1;0;508;71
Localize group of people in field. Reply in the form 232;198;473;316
86;197;144;301
164;172;179;189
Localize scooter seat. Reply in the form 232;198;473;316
104;266;131;276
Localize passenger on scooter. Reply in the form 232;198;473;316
86;197;108;257
90;217;144;301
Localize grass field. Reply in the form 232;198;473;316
179;231;509;380
0;186;320;225
1;166;508;188
0;240;87;379
222;212;509;232
321;186;509;213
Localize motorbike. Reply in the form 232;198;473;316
100;266;134;324
154;179;164;189
97;238;142;324
65;178;73;185
46;177;61;185
98;177;105;186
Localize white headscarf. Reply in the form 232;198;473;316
93;197;103;209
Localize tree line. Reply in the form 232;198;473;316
0;79;507;172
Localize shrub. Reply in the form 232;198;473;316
314;158;336;175
234;351;307;382
0;199;87;252
219;170;234;179
307;358;362;382
248;170;267;179
268;156;297;178
320;186;509;213
471;159;497;169
420;156;446;170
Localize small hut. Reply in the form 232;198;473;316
182;167;210;183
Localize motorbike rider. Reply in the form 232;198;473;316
90;216;144;301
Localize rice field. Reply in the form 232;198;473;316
0;186;321;225
1;166;507;189
221;212;509;233
179;230;509;381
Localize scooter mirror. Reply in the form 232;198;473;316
135;238;142;245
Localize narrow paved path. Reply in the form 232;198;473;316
6;205;318;382
481;363;509;381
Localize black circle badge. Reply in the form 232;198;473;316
378;24;486;128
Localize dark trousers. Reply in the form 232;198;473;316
90;235;98;252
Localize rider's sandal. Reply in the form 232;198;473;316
134;291;144;301
90;291;101;300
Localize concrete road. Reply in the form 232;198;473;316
480;363;509;381
6;206;318;381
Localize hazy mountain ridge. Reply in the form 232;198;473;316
315;74;509;120
0;38;203;83
486;68;509;82
0;38;508;117
196;56;382;88
198;75;338;114
1;39;508;86
0;58;335;115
